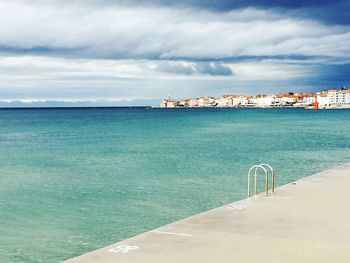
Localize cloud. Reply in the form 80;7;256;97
0;1;349;102
0;55;317;83
152;61;233;76
0;1;349;60
1;55;341;101
0;56;234;80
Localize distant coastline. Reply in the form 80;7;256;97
159;87;350;110
0;106;152;110
0;99;159;108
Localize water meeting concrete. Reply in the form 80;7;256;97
64;163;350;263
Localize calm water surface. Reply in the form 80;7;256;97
0;108;349;262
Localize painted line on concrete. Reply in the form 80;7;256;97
107;245;139;254
227;203;247;210
152;230;193;237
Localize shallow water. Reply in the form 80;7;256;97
0;108;349;262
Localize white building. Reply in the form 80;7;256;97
189;98;198;107
197;97;209;107
281;96;297;104
198;97;215;107
208;97;216;106
339;90;350;105
166;100;177;108
160;100;167;108
236;96;249;106
177;99;190;107
303;95;316;105
317;93;328;106
216;97;231;107
327;90;350;106
251;95;275;107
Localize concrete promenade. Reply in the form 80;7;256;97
65;163;350;263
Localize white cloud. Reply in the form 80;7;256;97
0;55;314;81
0;1;349;101
0;55;321;100
229;60;317;80
0;1;349;59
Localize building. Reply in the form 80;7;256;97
197;97;216;107
316;89;350;107
189;98;198;107
165;100;177;108
177;99;190;108
275;93;298;106
159;87;350;109
302;94;317;105
237;96;249;106
159;99;167;108
315;91;327;106
159;98;178;108
251;95;275;107
327;89;350;106
216;96;232;107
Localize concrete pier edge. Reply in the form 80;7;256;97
64;162;350;263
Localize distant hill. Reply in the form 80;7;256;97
0;99;161;108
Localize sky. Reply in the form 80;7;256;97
0;0;350;105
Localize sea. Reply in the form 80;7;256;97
0;108;349;262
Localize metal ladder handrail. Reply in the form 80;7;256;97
247;165;268;197
247;163;275;197
258;163;275;193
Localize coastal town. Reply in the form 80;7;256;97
159;87;350;109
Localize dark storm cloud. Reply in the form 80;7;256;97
15;0;350;25
96;0;350;25
145;0;350;25
154;62;233;76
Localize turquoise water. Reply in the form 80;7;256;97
0;108;349;262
